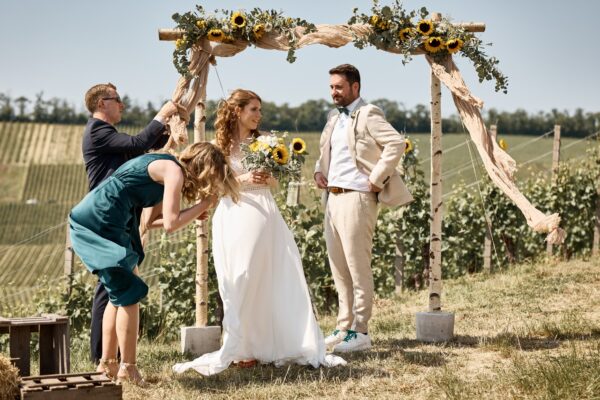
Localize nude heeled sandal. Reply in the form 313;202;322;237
116;362;147;387
97;358;119;380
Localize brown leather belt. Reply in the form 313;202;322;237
327;186;355;194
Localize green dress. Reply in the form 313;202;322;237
69;153;176;306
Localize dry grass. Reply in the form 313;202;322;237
17;257;600;399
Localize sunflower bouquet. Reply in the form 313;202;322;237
240;131;308;181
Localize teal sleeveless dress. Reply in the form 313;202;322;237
69;153;176;306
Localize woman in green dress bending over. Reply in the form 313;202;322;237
69;142;239;385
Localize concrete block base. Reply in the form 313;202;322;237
180;326;221;356
415;311;455;342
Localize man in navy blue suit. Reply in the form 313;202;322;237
81;82;178;364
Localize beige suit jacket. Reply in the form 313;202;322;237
315;99;413;207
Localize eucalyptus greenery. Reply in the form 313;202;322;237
349;0;508;93
171;6;316;75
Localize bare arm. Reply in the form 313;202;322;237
147;159;216;233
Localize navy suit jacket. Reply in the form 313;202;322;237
82;118;168;190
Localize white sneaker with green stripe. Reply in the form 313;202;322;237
324;329;347;347
332;330;371;352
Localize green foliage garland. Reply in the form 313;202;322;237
349;0;508;93
171;2;507;92
171;6;316;75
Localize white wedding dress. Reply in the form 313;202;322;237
173;152;345;376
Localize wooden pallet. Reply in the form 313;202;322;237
0;313;69;376
20;372;122;400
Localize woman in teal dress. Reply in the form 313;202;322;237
69;142;239;385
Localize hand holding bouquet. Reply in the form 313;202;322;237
241;131;308;181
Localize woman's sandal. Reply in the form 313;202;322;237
97;358;119;380
235;359;257;368
116;362;147;387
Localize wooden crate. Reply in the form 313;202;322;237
0;313;69;376
20;372;122;400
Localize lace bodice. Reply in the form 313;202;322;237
229;149;269;192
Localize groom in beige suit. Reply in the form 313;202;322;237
314;64;413;352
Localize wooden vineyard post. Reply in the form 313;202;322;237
428;37;443;314
394;236;405;295
547;125;561;256
64;218;74;295
194;99;209;327
415;12;455;342
593;174;600;257
483;124;497;272
180;94;222;357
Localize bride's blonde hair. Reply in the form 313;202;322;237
214;89;262;156
177;142;240;203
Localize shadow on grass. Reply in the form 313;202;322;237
174;361;390;391
375;329;600;355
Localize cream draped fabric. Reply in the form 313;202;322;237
163;23;565;244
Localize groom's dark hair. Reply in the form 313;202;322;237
329;64;361;93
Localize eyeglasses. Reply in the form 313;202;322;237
102;96;122;104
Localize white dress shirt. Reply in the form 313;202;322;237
328;97;370;191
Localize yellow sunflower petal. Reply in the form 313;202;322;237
445;38;464;54
424;36;444;53
291;138;306;154
417;19;434;36
498;138;508;151
404;139;413;154
207;29;224;42
272;145;289;164
253;24;265;39
231;11;247;29
398;27;414;41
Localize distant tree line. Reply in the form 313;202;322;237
1;91;598;137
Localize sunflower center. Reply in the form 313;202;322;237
431;38;441;46
419;23;430;32
293;142;303;151
235;16;244;25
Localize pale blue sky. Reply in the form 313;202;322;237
1;0;597;115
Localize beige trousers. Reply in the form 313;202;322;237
324;191;378;333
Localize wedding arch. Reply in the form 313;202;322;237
155;2;566;345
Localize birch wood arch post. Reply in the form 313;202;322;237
158;9;566;348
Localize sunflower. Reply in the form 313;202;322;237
398;27;414;41
369;15;381;27
253;24;265;39
272;145;289;165
207;28;224;42
249;141;260;152
424;36;444;53
231;11;247;29
498;138;508;151
377;20;390;30
446;38;464;54
291;138;306;154
404;138;413;154
195;19;206;30
417;19;434;36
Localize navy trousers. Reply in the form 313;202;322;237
90;280;109;363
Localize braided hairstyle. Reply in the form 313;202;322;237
214;89;262;156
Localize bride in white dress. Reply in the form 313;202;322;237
173;89;345;376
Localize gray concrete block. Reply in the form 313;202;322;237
180;326;221;356
415;311;455;342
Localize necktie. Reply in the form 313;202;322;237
337;107;349;115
